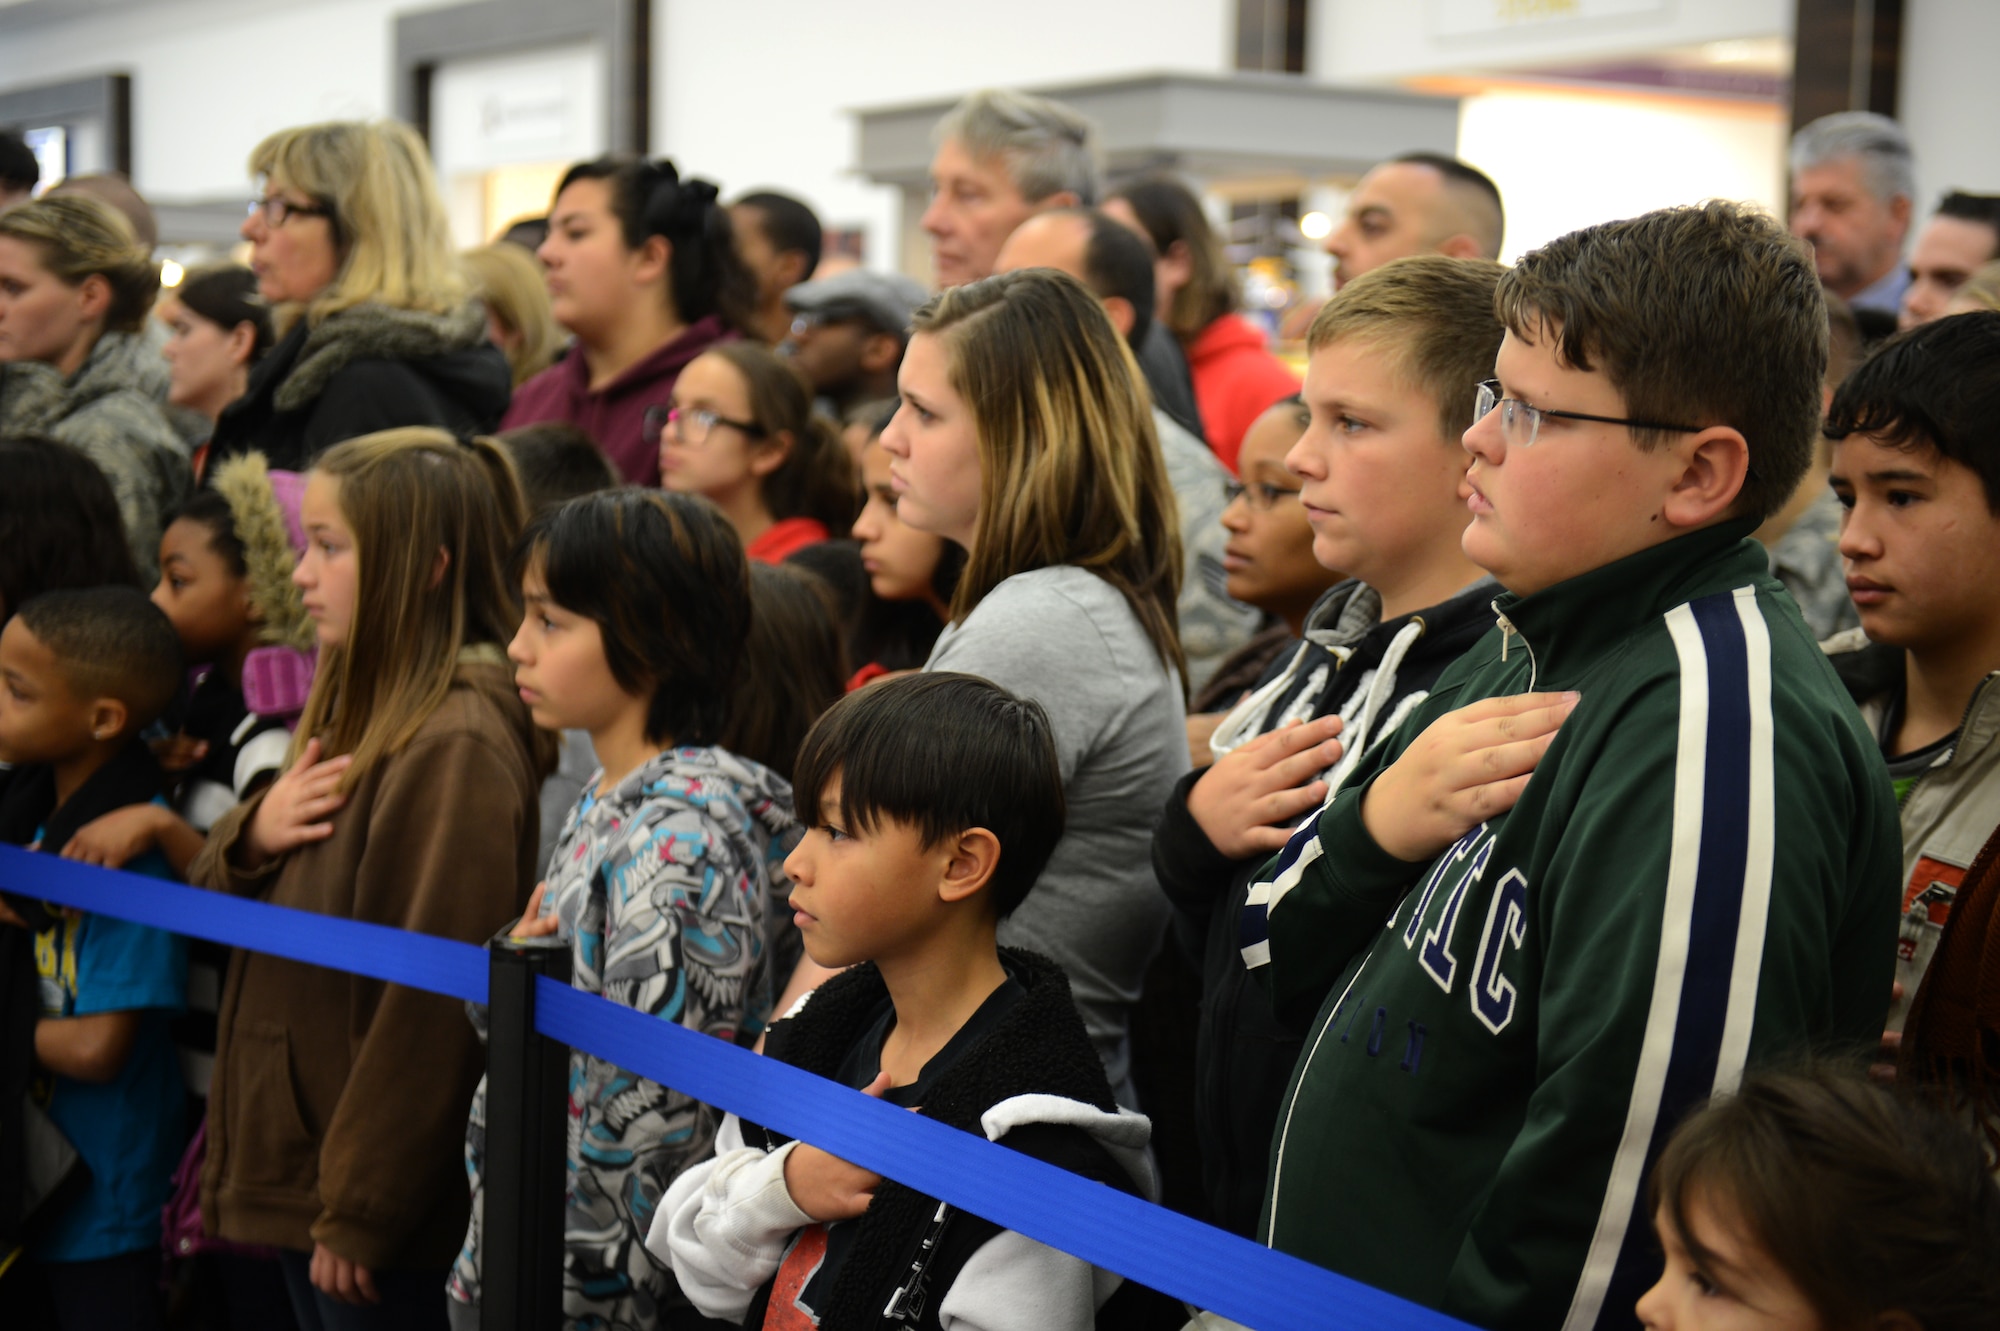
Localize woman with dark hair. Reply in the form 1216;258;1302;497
504;157;755;484
1105;175;1300;472
157;263;274;476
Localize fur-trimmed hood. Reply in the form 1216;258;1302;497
0;331;172;432
274;300;490;413
0;360;67;435
209;452;314;653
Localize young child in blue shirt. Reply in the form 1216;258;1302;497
0;587;189;1330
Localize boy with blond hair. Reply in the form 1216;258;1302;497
1242;202;1900;1330
1151;254;1506;1235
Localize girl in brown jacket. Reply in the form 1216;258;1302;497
188;428;550;1327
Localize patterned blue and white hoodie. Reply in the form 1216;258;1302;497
450;744;801;1331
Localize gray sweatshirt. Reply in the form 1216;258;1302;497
927;566;1187;1096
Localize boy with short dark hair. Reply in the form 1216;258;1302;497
0;587;188;1328
1820;311;2000;1045
649;672;1154;1329
1150;254;1506;1235
493;421;620;516
1241;201;1901;1329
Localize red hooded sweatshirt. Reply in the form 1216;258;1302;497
1187;312;1301;472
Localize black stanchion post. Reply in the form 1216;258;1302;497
482;929;572;1331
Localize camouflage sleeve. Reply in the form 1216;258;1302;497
46;395;191;583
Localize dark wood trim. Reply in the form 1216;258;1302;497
0;73;131;178
629;0;650;156
106;71;130;177
1791;0;1905;131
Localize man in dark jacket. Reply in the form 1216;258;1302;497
1151;254;1507;1234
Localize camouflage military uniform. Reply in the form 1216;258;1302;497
1;332;190;581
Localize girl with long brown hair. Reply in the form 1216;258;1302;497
187;428;550;1326
878;267;1186;1106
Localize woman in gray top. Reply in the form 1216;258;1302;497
879;268;1189;1103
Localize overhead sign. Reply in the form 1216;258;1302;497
432;43;606;176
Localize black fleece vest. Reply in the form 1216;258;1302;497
739;948;1132;1330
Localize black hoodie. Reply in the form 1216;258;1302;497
1149;576;1497;1236
206;300;511;473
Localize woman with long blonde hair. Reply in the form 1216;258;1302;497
462;242;563;386
188;427;550;1326
206;121;513;473
876;267;1186;1106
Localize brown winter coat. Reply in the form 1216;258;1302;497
189;658;541;1269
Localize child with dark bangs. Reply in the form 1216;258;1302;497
651;673;1158;1329
450;488;800;1331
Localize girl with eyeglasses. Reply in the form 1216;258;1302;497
206;120;512;476
655;342;856;563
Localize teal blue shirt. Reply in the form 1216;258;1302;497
32;803;187;1263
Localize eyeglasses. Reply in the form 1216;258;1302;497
644;405;764;446
1473;380;1703;449
247;194;334;228
1222;478;1303;512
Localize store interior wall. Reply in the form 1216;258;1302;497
0;0;421;202
1899;0;2000;230
0;0;1986;272
1313;0;1790;82
647;0;1235;269
1457;87;1786;264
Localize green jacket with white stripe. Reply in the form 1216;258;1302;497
1242;521;1900;1331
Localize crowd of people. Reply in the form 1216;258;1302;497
0;86;1998;1331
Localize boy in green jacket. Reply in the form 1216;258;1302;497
1241;201;1901;1331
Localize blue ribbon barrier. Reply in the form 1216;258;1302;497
0;843;1478;1331
0;843;487;1003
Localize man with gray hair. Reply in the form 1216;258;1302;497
921;88;1100;288
1789;111;1916;317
